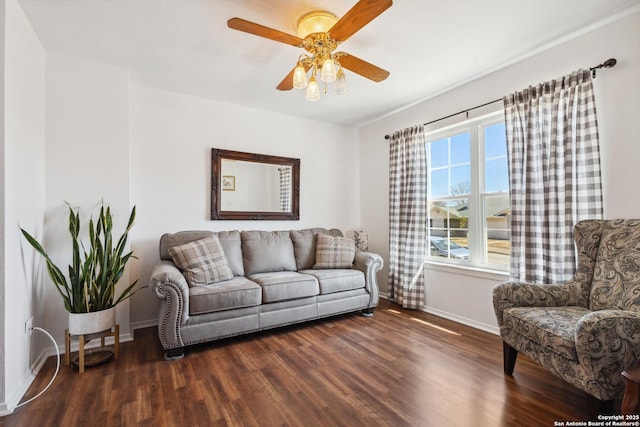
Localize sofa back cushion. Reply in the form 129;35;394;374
241;231;297;275
589;219;640;311
290;228;343;270
160;230;244;276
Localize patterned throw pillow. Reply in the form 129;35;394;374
313;234;356;269
168;236;234;286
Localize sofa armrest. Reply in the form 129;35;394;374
354;251;383;307
575;310;640;399
492;280;588;328
150;260;189;349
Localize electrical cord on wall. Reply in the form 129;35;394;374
15;327;60;409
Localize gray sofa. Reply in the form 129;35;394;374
150;228;383;359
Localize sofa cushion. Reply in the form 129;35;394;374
189;277;262;315
215;231;244;277
290;228;343;270
502;306;591;361
590;219;640;311
248;271;319;303
241;231;297;275
168;236;234;286
301;269;365;294
314;234;356;269
160;230;244;276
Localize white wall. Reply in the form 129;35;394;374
3;0;45;412
129;85;360;327
358;11;640;333
44;53;132;345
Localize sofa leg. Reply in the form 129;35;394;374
361;308;375;317
503;341;518;375
164;347;185;361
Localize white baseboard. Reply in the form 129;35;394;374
379;294;499;335
422;306;499;335
131;319;157;331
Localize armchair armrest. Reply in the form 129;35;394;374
493;280;589;328
354;251;383;307
150;260;190;349
575;310;640;399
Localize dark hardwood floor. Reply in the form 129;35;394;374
1;299;612;426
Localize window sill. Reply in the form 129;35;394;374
425;260;509;281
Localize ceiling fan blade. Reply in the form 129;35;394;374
276;63;311;91
329;0;393;42
227;18;302;47
277;67;296;91
339;53;389;82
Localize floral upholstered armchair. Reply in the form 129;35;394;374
493;219;640;409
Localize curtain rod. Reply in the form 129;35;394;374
384;58;617;140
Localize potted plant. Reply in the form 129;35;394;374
20;202;138;335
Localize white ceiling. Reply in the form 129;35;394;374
17;0;640;126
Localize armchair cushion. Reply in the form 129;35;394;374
503;306;591;361
493;281;589;328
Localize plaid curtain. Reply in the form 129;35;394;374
504;69;603;283
388;125;427;309
278;167;291;212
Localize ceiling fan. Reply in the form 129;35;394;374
227;0;392;101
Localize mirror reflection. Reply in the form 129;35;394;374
220;160;292;212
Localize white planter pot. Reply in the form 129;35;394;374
68;306;116;336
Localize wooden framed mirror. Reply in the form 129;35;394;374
211;148;300;220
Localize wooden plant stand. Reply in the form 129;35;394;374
64;324;120;373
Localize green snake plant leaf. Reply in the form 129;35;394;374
20;227;73;312
21;202;141;313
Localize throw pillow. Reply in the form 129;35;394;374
169;236;234;286
314;234;356;269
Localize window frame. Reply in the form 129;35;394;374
424;111;509;272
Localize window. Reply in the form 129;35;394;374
425;112;510;270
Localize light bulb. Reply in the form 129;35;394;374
293;64;308;89
320;58;337;82
306;76;320;101
334;69;347;95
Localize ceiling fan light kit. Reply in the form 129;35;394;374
306;75;321;101
227;0;392;102
293;62;308;89
296;11;337;38
334;68;347;95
